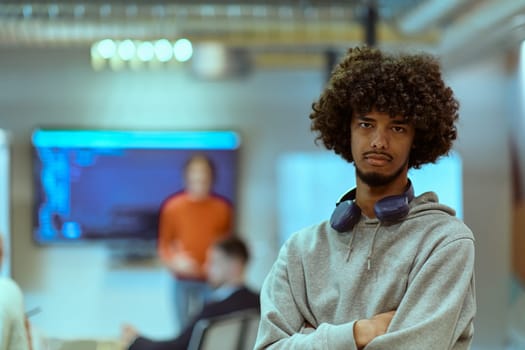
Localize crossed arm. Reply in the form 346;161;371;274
303;310;395;349
353;311;396;349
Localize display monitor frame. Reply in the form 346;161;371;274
31;129;240;245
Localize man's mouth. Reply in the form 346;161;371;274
364;152;392;166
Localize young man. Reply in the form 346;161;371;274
255;46;475;349
157;154;233;329
124;236;259;350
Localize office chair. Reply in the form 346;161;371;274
187;309;260;350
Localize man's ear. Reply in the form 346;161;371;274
230;259;243;274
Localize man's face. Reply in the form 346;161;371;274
185;159;213;199
350;110;415;187
205;248;231;288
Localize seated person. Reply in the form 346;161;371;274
122;236;259;350
0;234;31;350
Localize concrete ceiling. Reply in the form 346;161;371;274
1;0;525;69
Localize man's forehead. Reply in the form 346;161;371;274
355;113;410;122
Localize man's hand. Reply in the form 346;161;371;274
121;324;139;348
163;241;200;276
169;252;199;276
354;310;396;349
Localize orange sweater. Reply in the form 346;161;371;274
158;192;233;280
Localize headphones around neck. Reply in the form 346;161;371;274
330;180;414;232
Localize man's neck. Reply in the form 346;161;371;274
186;192;209;201
210;282;244;302
219;281;244;290
355;176;409;218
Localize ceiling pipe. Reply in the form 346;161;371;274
439;0;525;55
363;0;378;46
398;0;471;34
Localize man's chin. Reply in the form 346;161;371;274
355;159;408;187
356;170;401;187
359;174;392;187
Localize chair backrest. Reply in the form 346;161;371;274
187;309;260;350
239;312;261;350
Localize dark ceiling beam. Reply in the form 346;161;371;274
363;0;378;46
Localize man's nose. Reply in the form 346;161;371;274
371;129;388;149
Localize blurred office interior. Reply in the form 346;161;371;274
1;0;525;349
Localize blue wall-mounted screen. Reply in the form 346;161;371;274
32;129;240;243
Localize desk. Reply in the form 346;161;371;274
34;336;121;350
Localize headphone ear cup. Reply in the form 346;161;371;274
330;180;414;232
374;195;410;222
373;180;414;223
330;200;361;232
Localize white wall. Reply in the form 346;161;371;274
0;46;517;348
448;54;514;349
0;130;10;277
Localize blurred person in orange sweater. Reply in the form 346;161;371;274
158;154;233;330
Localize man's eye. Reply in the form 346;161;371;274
392;126;406;133
359;122;372;128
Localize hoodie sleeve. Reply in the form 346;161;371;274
366;237;476;350
254;241;359;350
0;279;30;350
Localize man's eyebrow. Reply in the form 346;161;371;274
356;115;375;122
356;115;409;124
390;118;410;125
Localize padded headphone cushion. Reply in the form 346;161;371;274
330;180;414;232
330;200;361;232
374;195;410;223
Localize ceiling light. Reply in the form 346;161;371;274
118;40;136;61
97;39;116;59
154;39;173;62
174;38;193;62
100;4;111;17
48;4;59;18
73;5;85;18
137;41;155;61
22;5;32;19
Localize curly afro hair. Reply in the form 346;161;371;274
310;46;459;169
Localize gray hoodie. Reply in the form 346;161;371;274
255;192;475;350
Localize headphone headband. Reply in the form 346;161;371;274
330;180;414;232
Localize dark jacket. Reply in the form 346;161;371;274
129;286;260;350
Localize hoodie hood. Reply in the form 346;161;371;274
407;191;456;218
